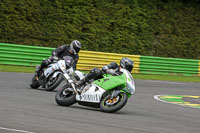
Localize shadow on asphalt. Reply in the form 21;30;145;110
54;104;133;115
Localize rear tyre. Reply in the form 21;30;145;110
55;85;76;106
100;92;128;113
30;75;40;89
45;74;63;91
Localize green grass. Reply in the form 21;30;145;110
132;73;200;83
0;65;200;82
0;65;36;73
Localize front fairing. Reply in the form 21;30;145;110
57;60;66;71
93;69;135;97
43;60;65;77
93;73;126;91
57;60;74;75
121;69;135;97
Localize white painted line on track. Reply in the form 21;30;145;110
154;95;200;109
154;95;169;104
0;126;36;133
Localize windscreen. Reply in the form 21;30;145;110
63;56;74;69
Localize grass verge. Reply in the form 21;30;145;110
0;65;200;83
0;65;35;73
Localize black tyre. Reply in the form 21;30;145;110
100;92;128;113
30;76;40;89
45;74;63;91
55;85;76;106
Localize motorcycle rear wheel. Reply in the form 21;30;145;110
30;75;40;89
100;92;128;113
45;74;63;91
55;85;76;106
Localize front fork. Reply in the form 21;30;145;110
62;73;78;94
110;90;121;99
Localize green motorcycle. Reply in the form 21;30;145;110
55;68;135;113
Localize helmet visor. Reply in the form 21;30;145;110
74;47;80;53
126;65;133;72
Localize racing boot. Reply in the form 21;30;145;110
76;78;87;93
35;65;41;80
76;68;101;92
35;59;51;79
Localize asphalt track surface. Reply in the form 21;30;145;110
0;72;200;133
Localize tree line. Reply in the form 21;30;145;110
0;0;200;59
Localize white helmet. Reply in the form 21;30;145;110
70;40;82;55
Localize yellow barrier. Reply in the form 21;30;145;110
1;43;199;76
77;50;140;73
0;43;140;73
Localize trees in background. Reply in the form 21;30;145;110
0;0;200;59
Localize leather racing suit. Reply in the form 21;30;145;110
36;45;79;75
77;62;122;87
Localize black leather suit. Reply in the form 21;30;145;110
79;62;122;85
52;45;79;70
37;45;79;74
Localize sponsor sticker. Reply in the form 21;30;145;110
81;94;101;102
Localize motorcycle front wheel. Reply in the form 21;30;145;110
100;92;128;113
55;85;76;106
45;74;63;91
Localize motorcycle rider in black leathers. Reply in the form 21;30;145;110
76;57;134;91
35;40;82;78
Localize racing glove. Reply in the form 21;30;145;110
53;56;59;61
50;56;59;62
107;69;117;75
102;66;109;73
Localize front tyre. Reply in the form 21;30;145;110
30;75;40;89
55;85;76;106
45;74;63;91
100;92;128;113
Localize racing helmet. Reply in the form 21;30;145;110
120;57;134;72
70;40;82;55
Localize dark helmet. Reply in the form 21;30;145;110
70;40;82;55
120;57;134;72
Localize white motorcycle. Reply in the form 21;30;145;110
30;56;74;91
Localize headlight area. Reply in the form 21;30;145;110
126;82;135;95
